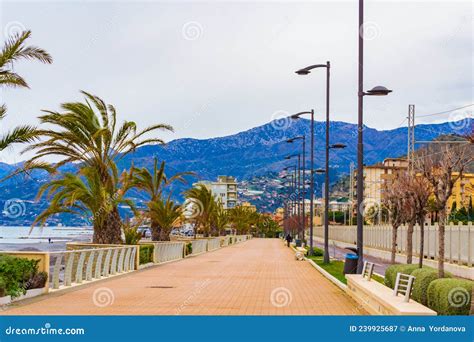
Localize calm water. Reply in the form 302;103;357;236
0;226;93;251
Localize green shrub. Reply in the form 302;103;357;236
0;275;6;297
305;247;324;257
384;264;430;289
139;245;154;264
411;268;451;306
0;254;39;298
185;242;193;255
427;278;473;315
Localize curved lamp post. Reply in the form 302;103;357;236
357;0;392;272
290;111;315;254
314;142;346;263
287;136;306;241
285;153;302;238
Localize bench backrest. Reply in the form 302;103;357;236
393;272;415;302
361;261;374;281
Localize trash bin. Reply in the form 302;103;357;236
343;253;359;274
295;239;302;247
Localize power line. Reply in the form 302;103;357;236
417;104;474;118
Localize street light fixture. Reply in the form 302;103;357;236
290;110;315;254
357;0;392;272
285;153;303;239
287;136;306;242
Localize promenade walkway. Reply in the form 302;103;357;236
2;239;366;315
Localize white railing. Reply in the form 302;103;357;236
190;239;208;255
221;236;230;247
49;245;137;290
207;238;221;251
315;222;474;266
150;242;185;263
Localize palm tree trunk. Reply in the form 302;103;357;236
406;221;414;264
418;217;425;268
150;220;161;241
438;209;446;278
93;207;122;244
391;224;398;264
159;227;171;241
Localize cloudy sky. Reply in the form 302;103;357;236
0;0;472;163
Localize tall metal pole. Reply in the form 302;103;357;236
297;154;302;238
356;0;365;273
309;110;315;255
323;61;331;263
302;136;306;242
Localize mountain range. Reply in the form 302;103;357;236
0;117;471;225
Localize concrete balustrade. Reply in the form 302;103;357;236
207;238;221;251
49;245;137;291
146;241;186;263
190;239;208;255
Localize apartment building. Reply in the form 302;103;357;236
197;175;238;209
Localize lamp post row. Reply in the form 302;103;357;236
282;0;392;267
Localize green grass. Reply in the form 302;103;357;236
308;256;347;284
307;255;386;286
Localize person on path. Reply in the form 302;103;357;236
285;233;292;247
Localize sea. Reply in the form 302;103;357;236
0;226;93;252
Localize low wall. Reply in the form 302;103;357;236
145;241;185;263
346;274;436;315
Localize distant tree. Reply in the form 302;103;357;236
417;144;473;277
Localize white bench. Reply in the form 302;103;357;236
295;247;306;261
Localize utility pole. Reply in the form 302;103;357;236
407;104;415;174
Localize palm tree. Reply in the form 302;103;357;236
24;91;173;243
129;158;192;240
184;184;217;237
148;197;182;241
228;206;257;234
34;166;135;243
211;202;229;236
0;30;52;151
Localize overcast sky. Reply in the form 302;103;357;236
0;0;472;163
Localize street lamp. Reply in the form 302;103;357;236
314;143;346;263
285;153;302;239
357;0;392;272
287;136;306;241
290;110;315;254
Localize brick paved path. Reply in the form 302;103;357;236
2;239;366;315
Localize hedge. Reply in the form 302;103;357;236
305;247;324;257
0;254;41;298
139;244;154;264
427;278;473;315
384;264;427;289
411;268;451;306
